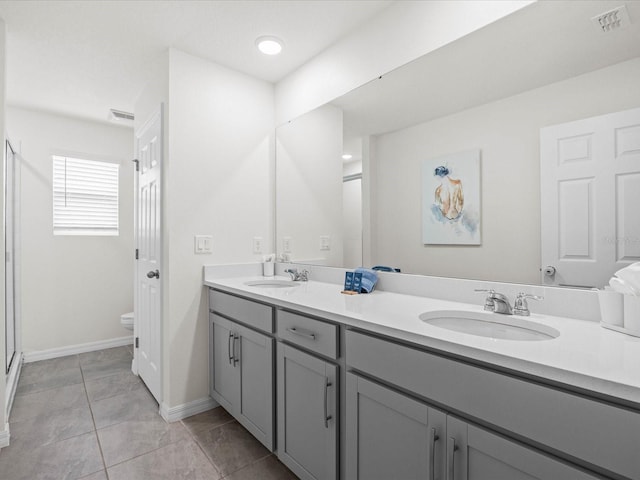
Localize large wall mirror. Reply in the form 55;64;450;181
276;0;640;286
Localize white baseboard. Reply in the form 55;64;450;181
160;396;219;423
23;336;134;363
0;423;10;449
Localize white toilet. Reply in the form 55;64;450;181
120;311;134;331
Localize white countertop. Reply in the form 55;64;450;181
204;275;640;406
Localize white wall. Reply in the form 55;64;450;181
7;107;134;352
370;57;640;284
165;49;274;407
276;104;343;266
275;0;534;124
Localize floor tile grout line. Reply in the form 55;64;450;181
181;415;277;479
79;354;111;480
85;371;142;403
14;376;85;398
180;417;225;478
102;439;188;471
9;383;89;424
220;452;276;479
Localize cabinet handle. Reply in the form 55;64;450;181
228;331;234;365
447;437;458;480
286;327;316;340
233;334;240;367
428;428;439;480
324;379;332;428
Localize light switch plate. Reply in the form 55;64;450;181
195;235;213;254
253;236;263;254
283;236;292;253
320;235;331;251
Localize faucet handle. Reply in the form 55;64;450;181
474;289;496;312
300;269;310;281
513;292;543;316
284;268;298;281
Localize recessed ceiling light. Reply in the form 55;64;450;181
256;36;283;55
342;154;353;160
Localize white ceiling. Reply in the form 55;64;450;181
0;0;391;125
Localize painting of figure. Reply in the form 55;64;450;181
434;165;464;220
422;150;481;245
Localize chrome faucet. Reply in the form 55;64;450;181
285;268;309;282
475;289;512;315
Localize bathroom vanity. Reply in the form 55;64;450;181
205;266;640;480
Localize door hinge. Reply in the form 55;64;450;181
133;158;139;171
135;337;139;348
135;248;139;260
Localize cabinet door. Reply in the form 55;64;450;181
446;417;601;480
277;343;338;480
346;373;446;480
210;314;240;411
236;324;274;451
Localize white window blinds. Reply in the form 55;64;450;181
53;155;119;235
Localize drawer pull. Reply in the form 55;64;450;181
287;327;316;340
324;379;333;428
228;331;234;365
447;437;458;480
428;428;439;480
233;334;240;367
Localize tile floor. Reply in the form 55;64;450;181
0;346;297;480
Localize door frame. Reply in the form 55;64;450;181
4;138;22;420
133;105;164;403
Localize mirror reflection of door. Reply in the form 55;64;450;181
541;107;640;288
343;168;362;269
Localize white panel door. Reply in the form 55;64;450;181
541;107;640;288
135;107;163;403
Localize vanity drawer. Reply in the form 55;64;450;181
277;310;338;359
209;289;274;333
346;329;640;479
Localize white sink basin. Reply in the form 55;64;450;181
419;310;559;341
244;280;301;288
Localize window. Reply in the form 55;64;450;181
53;155;119;235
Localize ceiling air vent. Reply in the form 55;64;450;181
109;109;135;123
591;5;631;33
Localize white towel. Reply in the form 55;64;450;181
614;262;640;295
609;277;640;296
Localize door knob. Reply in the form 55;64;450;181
146;269;160;279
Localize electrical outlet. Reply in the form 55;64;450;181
253;236;263;254
320;235;331;251
283;236;292;253
195;235;213;254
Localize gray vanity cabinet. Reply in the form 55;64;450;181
277;343;338;480
346;373;446;480
345;372;600;480
209;313;274;451
446;417;600;480
345;329;623;479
